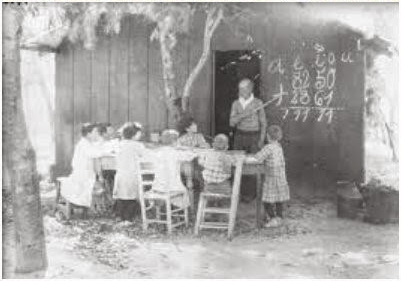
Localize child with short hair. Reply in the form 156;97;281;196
113;122;145;221
160;129;180;146
151;129;196;208
198;134;235;195
176;115;210;202
177;115;210;149
248;125;289;227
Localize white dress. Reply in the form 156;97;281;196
151;147;197;208
113;140;146;200
61;138;104;207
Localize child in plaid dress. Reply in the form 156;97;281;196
251;125;289;227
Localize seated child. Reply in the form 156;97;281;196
248;125;289;228
151;129;196;208
160;129;179;146
104;123;117;140
94;123;119;152
198;134;235;196
61;123;107;208
176;115;211;200
116;122;133;140
177;115;210;148
113;122;145;221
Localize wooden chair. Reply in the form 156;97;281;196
138;161;189;234
55;177;88;220
194;154;245;240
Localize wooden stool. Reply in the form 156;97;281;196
194;155;244;240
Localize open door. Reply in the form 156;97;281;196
213;50;261;148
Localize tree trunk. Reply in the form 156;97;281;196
181;7;224;112
158;21;183;129
3;4;48;273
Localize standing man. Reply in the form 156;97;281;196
230;78;267;153
229;78;267;201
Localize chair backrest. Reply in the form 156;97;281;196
137;160;156;198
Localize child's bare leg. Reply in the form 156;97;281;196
276;202;283;218
264;203;275;220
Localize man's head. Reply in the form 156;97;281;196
238;78;254;99
212;134;229;151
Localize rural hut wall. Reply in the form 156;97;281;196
55;11;365;184
210;12;365;182
209;13;365;182
55;14;212;176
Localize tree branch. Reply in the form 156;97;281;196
182;6;223;111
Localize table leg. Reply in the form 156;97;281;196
256;172;262;228
187;180;195;219
182;161;195;220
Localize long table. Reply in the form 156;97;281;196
97;147;266;228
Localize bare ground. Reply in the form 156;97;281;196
3;178;398;279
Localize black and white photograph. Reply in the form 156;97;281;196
2;2;399;278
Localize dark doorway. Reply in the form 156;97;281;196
213;50;261;148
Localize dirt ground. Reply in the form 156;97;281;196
3;176;398;279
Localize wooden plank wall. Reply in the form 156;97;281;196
55;15;212;175
188;11;212;136
209;15;365;181
128;16;149;128
55;12;364;182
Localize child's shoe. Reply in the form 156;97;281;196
264;217;280;228
275;217;283;226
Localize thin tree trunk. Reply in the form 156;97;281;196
182;7;223;112
158;20;183;129
159;7;223;128
3;4;48;273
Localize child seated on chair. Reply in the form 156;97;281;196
95;123;120;153
176;114;210;206
60;123;108;209
151;129;196;209
177;114;210;149
247;125;289;228
198;134;235;196
113;122;146;222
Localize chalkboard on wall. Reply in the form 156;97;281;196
262;34;365;182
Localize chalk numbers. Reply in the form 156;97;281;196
269;44;346;124
317;108;334;124
282;107;310;122
313;50;336;108
291;56;311;106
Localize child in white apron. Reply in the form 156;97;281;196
113;122;146;221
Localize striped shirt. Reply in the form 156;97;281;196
177;133;210;148
229;98;267;132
